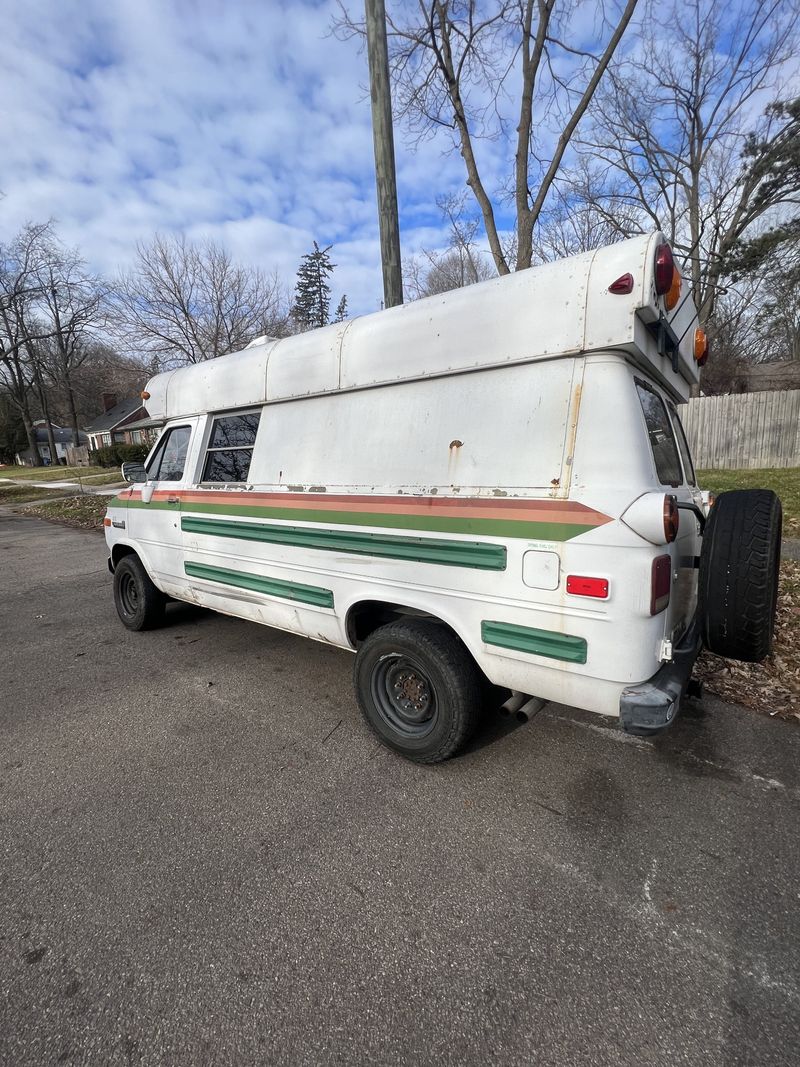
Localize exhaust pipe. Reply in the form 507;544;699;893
500;691;527;717
515;697;546;723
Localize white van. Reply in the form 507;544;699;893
105;233;782;762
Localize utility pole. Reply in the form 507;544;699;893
364;0;403;308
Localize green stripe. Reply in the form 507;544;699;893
181;515;506;570
481;620;587;664
185;561;334;608
122;497;593;542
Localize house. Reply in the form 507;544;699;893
15;421;89;466
743;360;800;393
84;393;150;451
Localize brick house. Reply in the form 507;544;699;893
84;394;150;451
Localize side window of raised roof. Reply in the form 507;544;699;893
201;411;261;483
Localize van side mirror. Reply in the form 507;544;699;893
121;461;148;484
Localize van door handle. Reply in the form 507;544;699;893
167;496;180;505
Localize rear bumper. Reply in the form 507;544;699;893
619;616;702;736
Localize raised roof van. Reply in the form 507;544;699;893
105;232;782;762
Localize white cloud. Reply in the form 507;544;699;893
0;0;486;313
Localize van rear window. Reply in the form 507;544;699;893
668;404;696;486
635;381;682;486
202;412;260;483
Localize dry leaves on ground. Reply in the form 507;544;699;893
20;495;108;530
694;559;800;720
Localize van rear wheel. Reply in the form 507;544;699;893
354;620;483;763
114;555;166;631
699;489;782;662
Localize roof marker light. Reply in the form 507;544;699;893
609;273;634;295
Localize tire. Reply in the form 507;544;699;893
354;620;483;763
113;555;166;631
699;489;782;662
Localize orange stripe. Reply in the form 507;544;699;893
129;489;612;528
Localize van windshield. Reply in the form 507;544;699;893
635;380;683;487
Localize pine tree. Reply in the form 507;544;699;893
292;242;335;329
334;294;348;322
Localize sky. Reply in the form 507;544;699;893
0;0;475;315
1;1;797;318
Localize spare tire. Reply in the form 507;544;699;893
699;489;782;662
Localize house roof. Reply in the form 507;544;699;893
34;426;88;445
84;397;146;433
745;361;800;392
120;413;163;432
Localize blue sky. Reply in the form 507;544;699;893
2;1;796;316
0;0;473;314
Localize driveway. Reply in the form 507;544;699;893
1;512;798;1066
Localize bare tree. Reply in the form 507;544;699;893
577;0;800;322
0;224;55;465
336;0;638;274
404;195;495;297
532;168;646;260
34;239;107;445
114;234;291;368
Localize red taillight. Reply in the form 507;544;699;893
609;273;634;295
654;243;674;296
663;494;679;543
103;517;112;527
650;555;672;615
566;575;609;599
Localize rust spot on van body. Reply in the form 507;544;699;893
557;379;583;497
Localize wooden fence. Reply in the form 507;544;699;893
682;389;800;470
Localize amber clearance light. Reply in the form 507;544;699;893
694;329;709;367
665;266;681;311
663;494;679;543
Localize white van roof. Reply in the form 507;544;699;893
144;232;699;421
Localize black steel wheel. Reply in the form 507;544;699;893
113;555;166;631
354;619;483;763
370;653;439;739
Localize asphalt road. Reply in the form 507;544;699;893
1;511;798;1066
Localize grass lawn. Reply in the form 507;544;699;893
79;471;126;486
696;467;799;537
0;464;112;482
20;494;109;529
0;482;71;505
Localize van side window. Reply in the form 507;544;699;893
146;426;191;482
668;404;696;486
202;412;261;482
635;381;683;487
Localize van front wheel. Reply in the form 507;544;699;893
113;555;166;631
354;620;483;763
